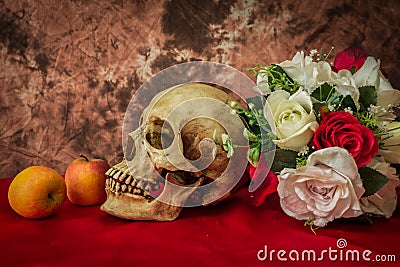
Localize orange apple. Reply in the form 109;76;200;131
65;154;110;206
8;166;66;219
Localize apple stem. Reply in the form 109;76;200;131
80;154;89;162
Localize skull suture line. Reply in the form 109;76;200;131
101;83;248;221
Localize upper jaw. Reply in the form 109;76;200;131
105;166;160;200
101;164;205;221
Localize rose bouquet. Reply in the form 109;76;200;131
225;47;400;228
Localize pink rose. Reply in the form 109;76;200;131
278;147;365;227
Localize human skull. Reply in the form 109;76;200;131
101;83;248;221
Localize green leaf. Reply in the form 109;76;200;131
247;144;261;167
265;64;287;89
213;129;221;145
245;95;274;142
226;145;234;158
359;167;388;197
350;66;357;74
270;149;297;173
245;95;266;135
311;83;334;102
296;155;308;168
269;64;286;76
250;64;300;94
243;128;258;142
311;83;342;113
341;95;357;111
246;95;265;114
358;86;377;112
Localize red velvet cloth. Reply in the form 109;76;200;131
0;177;399;267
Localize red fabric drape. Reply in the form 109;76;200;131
0;177;398;267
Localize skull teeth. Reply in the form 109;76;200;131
113;170;122;180
109;169;117;177
106;176;157;198
119;173;127;182
121;184;127;192
115;182;121;192
133;188;141;194
105;161;161;198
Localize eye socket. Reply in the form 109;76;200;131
146;119;174;149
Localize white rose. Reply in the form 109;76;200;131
279;51;333;93
264;89;318;151
277;147;365;227
361;158;400;218
353;56;400;107
379;121;400;164
331;69;360;110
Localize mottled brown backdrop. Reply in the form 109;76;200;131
1;0;400;177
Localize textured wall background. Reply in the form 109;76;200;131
1;0;400;177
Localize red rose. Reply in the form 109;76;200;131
333;47;367;73
313;111;378;167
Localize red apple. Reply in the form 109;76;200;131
8;166;66;219
65;154;110;206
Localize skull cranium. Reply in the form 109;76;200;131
101;83;248;221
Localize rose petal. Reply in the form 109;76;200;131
313;111;378;167
265;89;318;151
333;47;367;72
378;89;400;109
289;90;313;113
265;90;291;117
249;170;278;207
277;147;365;227
361;159;400;218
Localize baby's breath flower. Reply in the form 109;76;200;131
343;107;353;115
309;49;318;57
298;145;309;156
367;104;380;114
